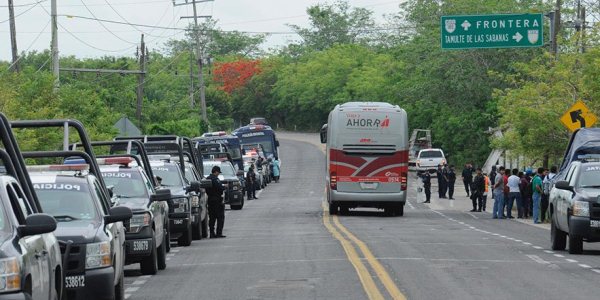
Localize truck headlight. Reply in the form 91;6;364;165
0;257;20;293
573;201;590;217
191;195;199;207
129;213;151;233
173;198;188;213
86;241;112;269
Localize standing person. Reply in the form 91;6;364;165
461;163;473;197
447;165;456;200
272;156;281;183
246;165;257;200
542;166;557;222
420;171;431;203
519;172;531;218
471;168;485;212
489;166;497;200
482;172;490;212
492;167;505;219
532;168;544;224
206;166;227;238
437;165;447;199
507;169;523;218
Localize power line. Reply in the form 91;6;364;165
0;0;43;24
2;20;51;73
0;0;46;8
78;0;137;45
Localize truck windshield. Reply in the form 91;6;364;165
101;170;149;198
420;151;443;158
34;182;98;221
203;163;235;177
152;165;183;187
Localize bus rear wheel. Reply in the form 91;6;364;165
329;201;338;215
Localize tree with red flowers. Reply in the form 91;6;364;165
212;60;262;94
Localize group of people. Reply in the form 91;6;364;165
205;156;281;239
420;162;558;224
244;156;281;200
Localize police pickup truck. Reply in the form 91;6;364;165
99;157;170;275
550;160;600;254
203;160;244;210
0;113;62;300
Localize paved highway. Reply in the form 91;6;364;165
123;136;600;300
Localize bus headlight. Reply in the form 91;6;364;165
0;257;20;293
573;201;590;217
86;241;112;269
129;213;151;233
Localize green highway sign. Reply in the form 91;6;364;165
441;13;544;49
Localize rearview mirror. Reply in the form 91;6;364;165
200;179;212;189
554;180;572;191
18;214;57;237
105;206;132;224
320;124;328;144
150;189;171;202
186;181;201;193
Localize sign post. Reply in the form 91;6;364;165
441;13;544;49
560;100;598;132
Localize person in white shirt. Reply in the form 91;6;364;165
506;169;523;219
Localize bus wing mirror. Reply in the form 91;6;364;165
275;140;280;147
320;124;328;144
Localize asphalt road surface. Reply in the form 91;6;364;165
123;137;600;300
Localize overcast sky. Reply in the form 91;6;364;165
0;0;404;61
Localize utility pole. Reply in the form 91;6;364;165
174;0;213;127
51;0;59;89
136;34;146;125
189;50;195;108
552;0;561;58
581;6;586;53
7;0;19;72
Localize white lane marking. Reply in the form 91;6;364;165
466;213;479;219
171;249;180;253
532;246;543;250
167;253;175;257
566;259;578;263
124;294;131;300
125;287;140;293
526;255;550;264
166;257;171;261
592;269;600;274
554;254;564;258
579;264;592;269
132;279;147;285
544;250;554;254
523;242;532;245
406;201;415;210
514;240;522;242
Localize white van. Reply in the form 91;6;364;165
320;102;408;216
416;148;446;172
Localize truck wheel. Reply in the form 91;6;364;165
384;206;394;216
165;222;171;253
192;216;202;240
395;204;404;217
201;216;209;238
568;234;583;254
140;236;158;275
329;201;338;215
178;223;193;247
114;267;125;300
551;219;566;251
231;198;244;210
157;232;167;270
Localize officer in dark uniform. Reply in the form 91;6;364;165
206;166;227;238
447;165;456;199
420;171;431;203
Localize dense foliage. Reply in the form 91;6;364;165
1;0;598;167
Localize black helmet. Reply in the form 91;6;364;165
211;166;221;173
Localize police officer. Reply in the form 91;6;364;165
420;171;431;203
447;165;456;200
206;166;227;238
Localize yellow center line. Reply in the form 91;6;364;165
332;215;407;300
321;202;385;300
